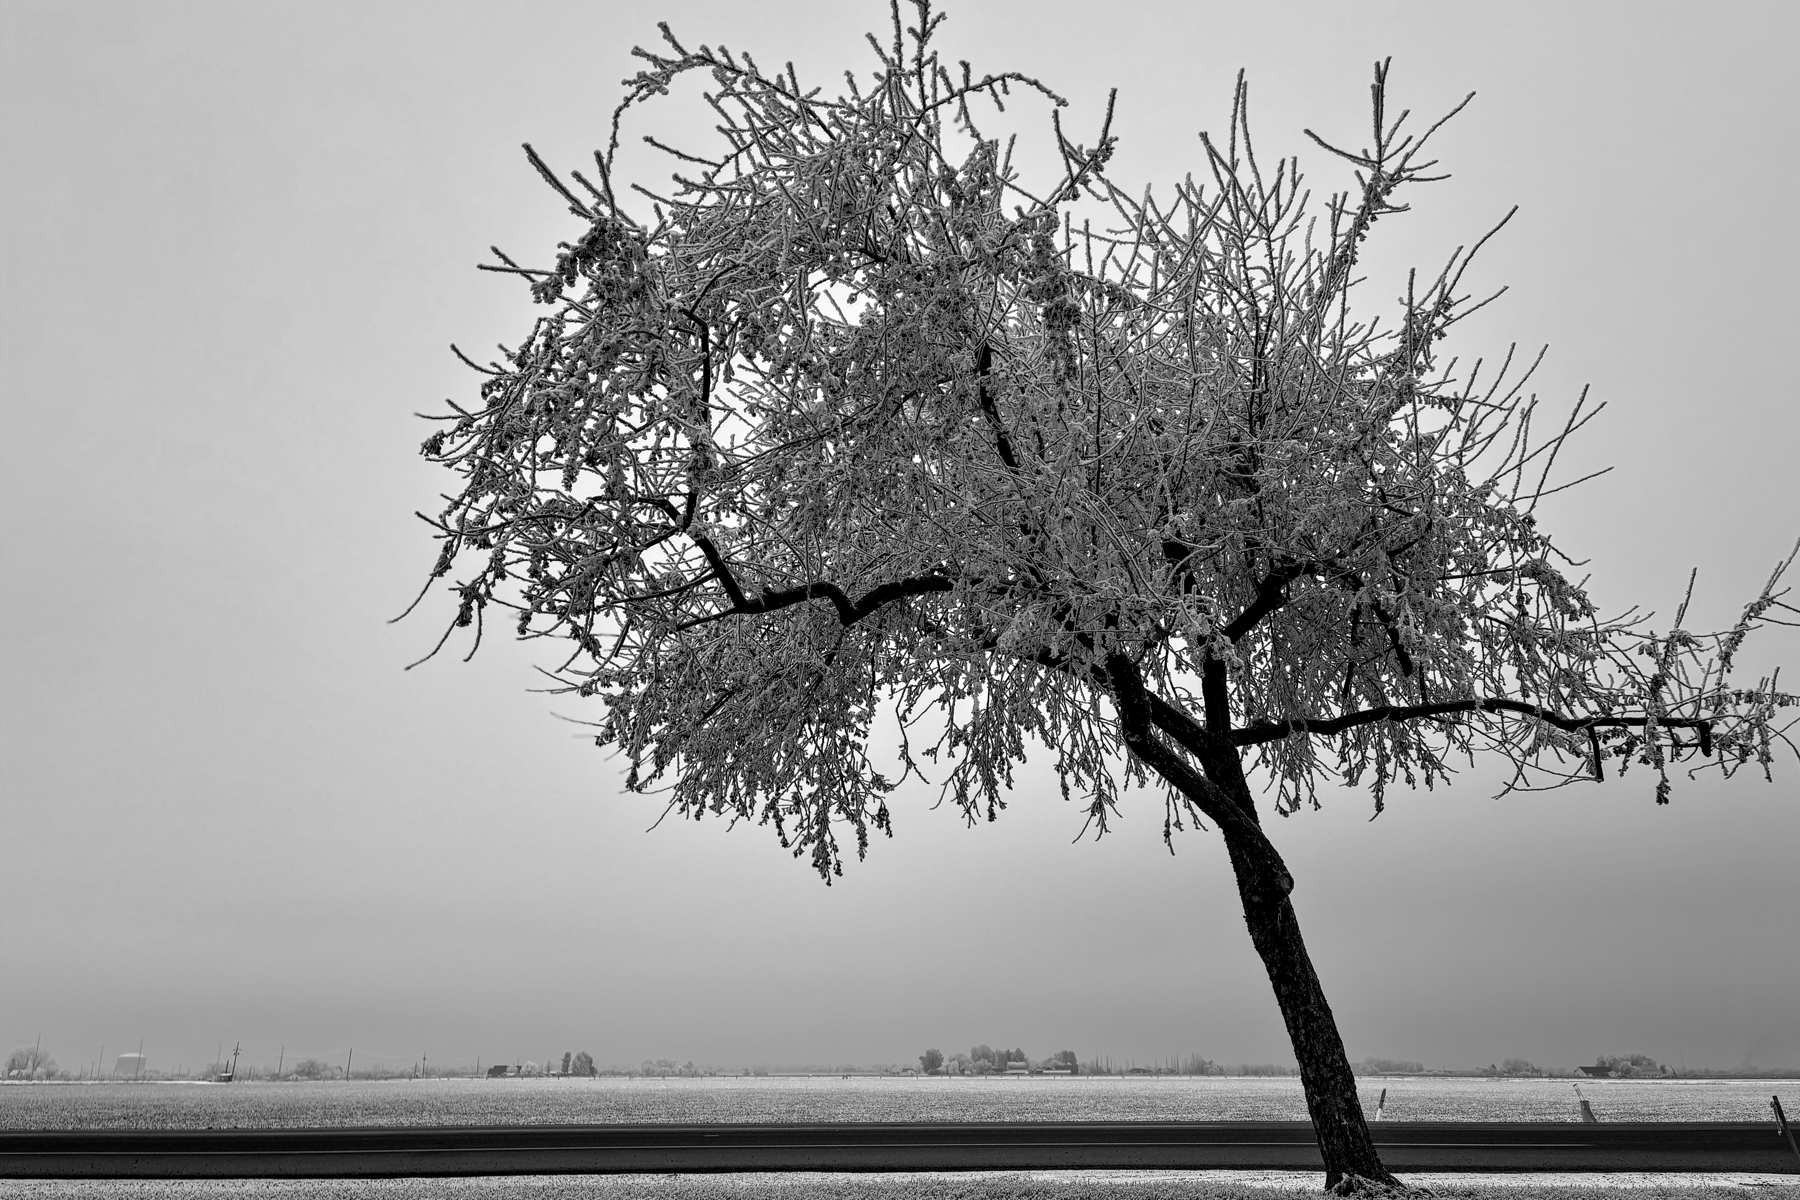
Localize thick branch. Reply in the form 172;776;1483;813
1160;536;1203;595
1222;559;1313;641
686;531;954;626
1142;690;1258;820
1200;559;1318;734
971;340;1022;473
1232;697;1716;748
1105;653;1291;902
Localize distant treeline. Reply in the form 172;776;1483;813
11;1044;1798;1081
911;1049;1301;1077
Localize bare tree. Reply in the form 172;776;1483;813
407;2;1796;1189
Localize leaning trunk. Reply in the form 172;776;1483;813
1220;824;1398;1192
1103;654;1398;1190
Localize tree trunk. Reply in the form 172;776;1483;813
1101;653;1399;1190
1220;825;1399;1193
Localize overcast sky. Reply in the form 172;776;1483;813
3;0;1797;1080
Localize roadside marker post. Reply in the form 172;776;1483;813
1775;1095;1800;1166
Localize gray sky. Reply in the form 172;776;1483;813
3;0;1797;1079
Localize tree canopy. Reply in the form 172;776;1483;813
410;4;1796;1188
410;1;1794;882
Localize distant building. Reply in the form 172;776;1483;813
115;1054;147;1078
1576;1062;1612;1078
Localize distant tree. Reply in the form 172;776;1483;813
5;1047;55;1079
919;1048;944;1074
291;1058;333;1081
1596;1053;1666;1078
572;1050;597;1077
1499;1058;1539;1076
561;1051;573;1075
1049;1050;1078;1071
409;1;1797;1189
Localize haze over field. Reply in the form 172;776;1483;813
3;0;1797;1081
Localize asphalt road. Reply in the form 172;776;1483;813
5;1121;1798;1179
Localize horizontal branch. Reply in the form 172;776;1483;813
685;530;953;626
748;572;956;625
1231;697;1715;748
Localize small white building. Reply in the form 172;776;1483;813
114;1053;147;1078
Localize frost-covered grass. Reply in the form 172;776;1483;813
1;1172;1796;1199
1;1077;1788;1131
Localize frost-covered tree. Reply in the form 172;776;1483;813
5;1047;56;1080
407;3;1796;1188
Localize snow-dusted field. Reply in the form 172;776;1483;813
0;1075;1788;1130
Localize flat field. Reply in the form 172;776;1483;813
0;1076;1789;1131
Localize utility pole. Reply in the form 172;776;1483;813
135;1039;143;1082
345;1048;352;1082
230;1042;240;1082
277;1046;284;1077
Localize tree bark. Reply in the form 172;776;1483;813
1219;821;1398;1192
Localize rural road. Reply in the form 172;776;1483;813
4;1121;1797;1178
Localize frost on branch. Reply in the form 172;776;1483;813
407;1;1796;878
